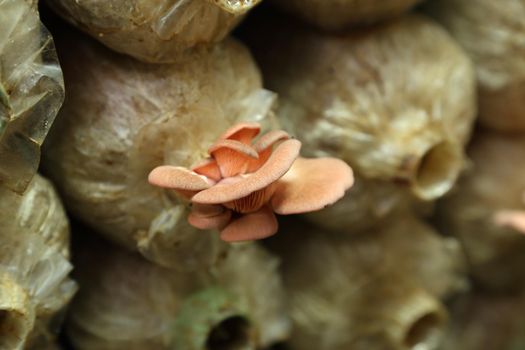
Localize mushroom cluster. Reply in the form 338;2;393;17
42;30;276;269
149;122;354;241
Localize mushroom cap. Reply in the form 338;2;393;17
188;208;232;230
218;122;261;143
148;166;215;190
272;157;354;215
192;139;301;204
209;139;260;177
220;206;278;242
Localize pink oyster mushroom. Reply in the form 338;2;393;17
493;192;525;234
148;122;354;242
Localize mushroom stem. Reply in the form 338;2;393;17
410;140;463;200
0;273;35;350
172;287;256;350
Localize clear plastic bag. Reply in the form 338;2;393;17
0;0;64;193
0;175;76;349
46;0;262;62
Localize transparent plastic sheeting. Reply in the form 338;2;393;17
0;0;64;193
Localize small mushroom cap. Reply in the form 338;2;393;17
254;130;290;152
218;122;261;144
220;206;278;242
188;209;232;230
148;166;214;190
271;157;354;215
192;158;222;181
494;210;525;234
209;139;259;178
248;130;291;172
192;139;301;204
208;139;259;158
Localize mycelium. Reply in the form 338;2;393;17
0;0;64;193
272;0;424;31
436;132;525;291
0;174;77;350
247;14;476;201
269;215;467;350
426;0;525;132
45;0;262;63
66;233;290;350
148;122;354;242
43;29;282;269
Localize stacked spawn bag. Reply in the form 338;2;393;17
426;0;525;291
42;3;293;348
244;12;477;233
426;0;525;132
436;133;525;292
65;232;289;350
0;175;77;350
426;1;525;348
438;292;525;350
45;0;263;63
240;7;477;350
267;216;467;350
0;1;76;349
428;0;525;293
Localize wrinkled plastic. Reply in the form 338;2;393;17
436;132;525;291
46;0;262;62
269;215;467;350
0;0;64;193
0;175;76;349
248;14;476;200
43;31;278;270
426;0;525;132
272;0;424;31
67;234;289;349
